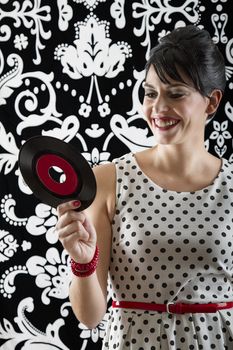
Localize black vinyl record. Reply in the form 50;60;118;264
18;136;96;211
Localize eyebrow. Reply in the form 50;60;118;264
143;82;188;89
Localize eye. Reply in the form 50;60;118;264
144;91;157;99
169;92;185;99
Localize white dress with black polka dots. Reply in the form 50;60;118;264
103;153;233;350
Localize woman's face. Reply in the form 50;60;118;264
142;65;211;146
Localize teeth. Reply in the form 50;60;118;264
155;119;178;127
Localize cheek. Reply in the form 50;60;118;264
142;105;147;116
142;101;151;118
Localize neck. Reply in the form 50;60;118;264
152;143;211;177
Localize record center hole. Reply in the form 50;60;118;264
48;166;66;183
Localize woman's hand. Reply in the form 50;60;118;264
56;200;97;263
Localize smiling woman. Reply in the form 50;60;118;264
56;25;233;350
142;66;216;146
142;25;225;148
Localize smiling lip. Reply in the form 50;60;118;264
152;117;180;130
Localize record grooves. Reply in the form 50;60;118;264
18;136;96;211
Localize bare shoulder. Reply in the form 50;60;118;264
134;147;154;166
93;163;116;198
93;162;116;184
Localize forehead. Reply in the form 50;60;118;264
145;65;192;89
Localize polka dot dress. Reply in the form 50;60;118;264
103;153;233;350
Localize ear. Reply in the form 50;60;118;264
206;89;223;116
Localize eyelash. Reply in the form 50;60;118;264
144;92;184;99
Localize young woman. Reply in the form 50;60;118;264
56;25;233;349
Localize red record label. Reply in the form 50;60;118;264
36;154;79;196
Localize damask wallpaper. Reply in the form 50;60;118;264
0;1;233;349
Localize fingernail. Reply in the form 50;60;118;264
73;200;81;207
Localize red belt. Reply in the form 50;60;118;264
112;300;233;314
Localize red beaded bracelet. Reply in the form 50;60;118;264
70;246;99;277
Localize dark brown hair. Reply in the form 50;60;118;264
145;25;226;97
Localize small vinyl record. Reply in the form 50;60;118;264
18;136;96;211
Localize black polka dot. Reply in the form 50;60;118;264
105;154;233;349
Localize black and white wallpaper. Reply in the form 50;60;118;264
0;1;233;349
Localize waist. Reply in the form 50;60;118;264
112;300;233;314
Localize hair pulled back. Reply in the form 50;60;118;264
145;25;226;97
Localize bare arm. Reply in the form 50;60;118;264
57;163;115;328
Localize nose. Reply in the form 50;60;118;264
152;95;170;114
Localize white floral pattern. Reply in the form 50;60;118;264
209;120;232;157
0;298;70;349
132;0;202;58
0;1;51;64
0;1;233;349
14;34;28;50
57;0;73;31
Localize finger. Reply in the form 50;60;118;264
57;200;81;217
58;221;90;242
65;219;88;238
56;210;86;230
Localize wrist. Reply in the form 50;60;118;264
70;246;99;277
